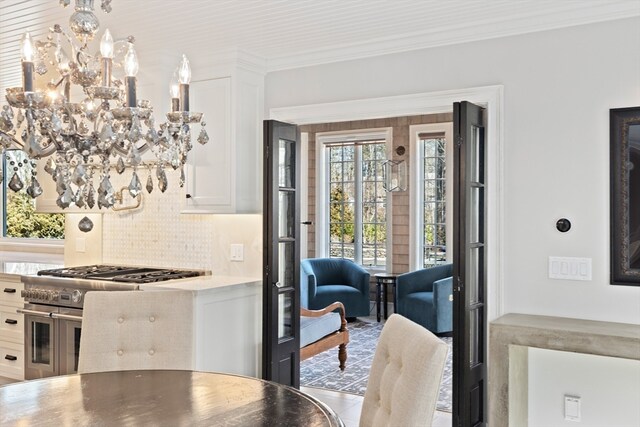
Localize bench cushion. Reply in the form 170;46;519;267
300;312;341;348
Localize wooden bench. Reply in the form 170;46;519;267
300;302;350;370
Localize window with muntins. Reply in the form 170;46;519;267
327;141;386;268
421;134;447;268
3;151;65;239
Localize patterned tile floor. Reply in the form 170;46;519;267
301;317;453;412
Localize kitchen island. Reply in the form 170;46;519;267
140;275;262;377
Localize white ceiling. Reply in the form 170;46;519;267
1;0;639;94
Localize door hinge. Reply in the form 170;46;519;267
455;135;463;147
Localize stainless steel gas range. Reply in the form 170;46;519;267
19;265;206;379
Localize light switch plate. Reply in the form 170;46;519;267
76;237;86;253
549;257;592;281
230;244;244;262
564;395;581;421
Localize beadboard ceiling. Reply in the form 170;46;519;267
1;0;639;95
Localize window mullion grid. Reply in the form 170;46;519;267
421;137;447;268
354;145;363;265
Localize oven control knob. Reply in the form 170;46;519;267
50;291;59;301
21;290;27;298
71;290;82;303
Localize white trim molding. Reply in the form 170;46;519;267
270;84;505;321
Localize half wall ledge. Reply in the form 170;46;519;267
488;313;640;426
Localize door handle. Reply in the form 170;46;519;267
275;281;284;288
5;319;18;325
301;221;313;225
3;288;16;293
16;308;53;318
51;313;83;322
4;355;17;361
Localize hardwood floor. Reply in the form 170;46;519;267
302;386;452;427
0;376;18;386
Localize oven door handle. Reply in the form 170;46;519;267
51;313;83;322
16;308;53;318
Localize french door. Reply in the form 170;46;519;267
453;101;487;426
262;120;301;387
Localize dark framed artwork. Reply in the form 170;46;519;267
611;107;640;286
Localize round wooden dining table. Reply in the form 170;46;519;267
0;370;344;426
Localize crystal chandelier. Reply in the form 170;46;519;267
0;0;209;210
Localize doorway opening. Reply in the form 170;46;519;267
268;85;503;425
298;113;455;413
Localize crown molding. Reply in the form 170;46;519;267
266;4;640;72
269;85;502;125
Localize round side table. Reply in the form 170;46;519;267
374;273;398;322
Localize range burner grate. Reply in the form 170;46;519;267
37;265;203;283
111;270;202;283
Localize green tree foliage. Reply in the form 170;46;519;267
6;191;64;239
329;186;354;243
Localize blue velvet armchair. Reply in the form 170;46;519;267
396;264;453;334
300;258;370;318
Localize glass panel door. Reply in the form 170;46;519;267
25;313;57;378
263;120;300;387
453;101;488;427
59;319;82;375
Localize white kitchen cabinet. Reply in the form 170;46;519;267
140;276;262;377
0;276;25;380
193;280;261;376
182;64;264;214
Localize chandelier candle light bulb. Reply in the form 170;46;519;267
21;33;35;93
99;29;114;87
178;55;191;112
170;72;180;112
124;44;139;108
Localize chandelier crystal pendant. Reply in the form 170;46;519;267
0;0;209;210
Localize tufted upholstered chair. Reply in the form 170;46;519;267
360;314;448;427
78;290;194;374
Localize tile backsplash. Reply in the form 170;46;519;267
66;169;263;276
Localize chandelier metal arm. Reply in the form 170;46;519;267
0;131;22;150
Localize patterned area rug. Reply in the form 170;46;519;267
300;319;453;412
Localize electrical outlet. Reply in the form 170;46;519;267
564;395;581;421
230;244;244;262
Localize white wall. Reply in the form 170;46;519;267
528;348;640;426
265;17;640;325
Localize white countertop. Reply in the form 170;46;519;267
0;252;63;278
139;275;261;294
